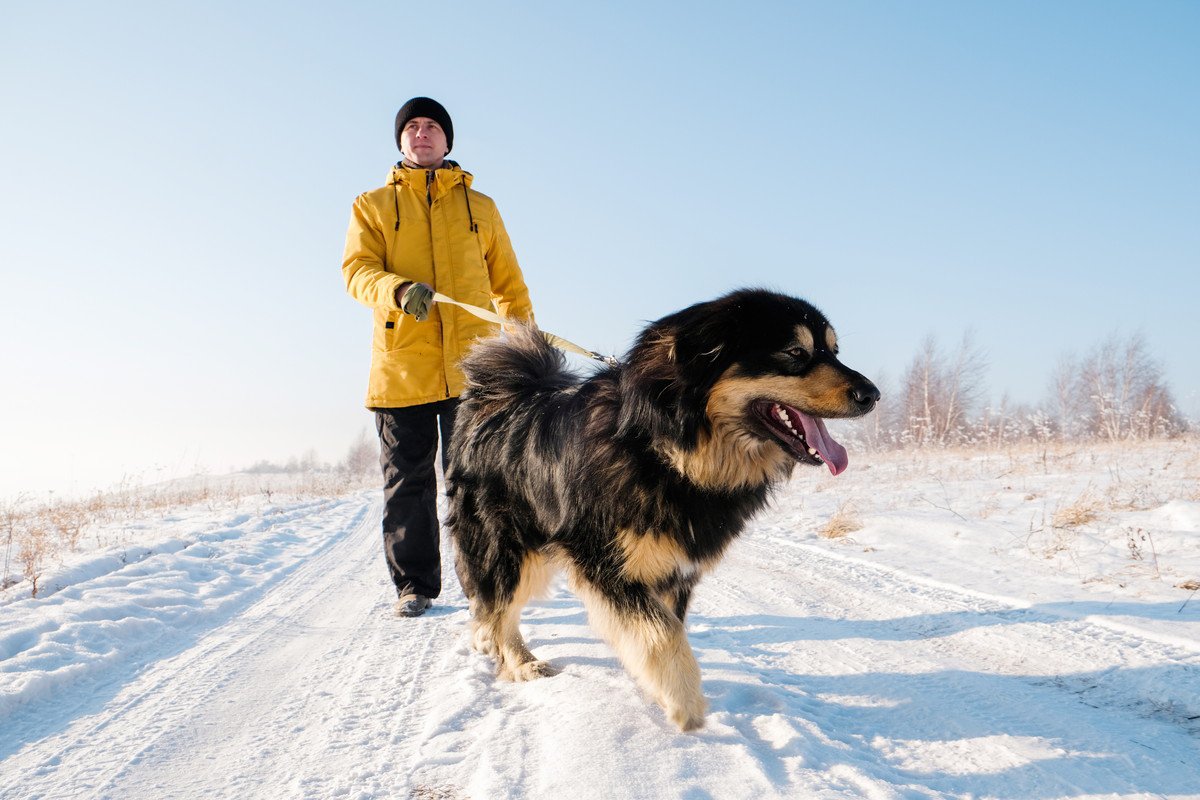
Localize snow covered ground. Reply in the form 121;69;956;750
1;440;1198;799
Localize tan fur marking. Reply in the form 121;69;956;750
826;326;838;353
513;551;558;604
665;373;794;490
616;528;690;584
801;364;857;414
793;325;814;355
718;368;860;418
665;433;790;491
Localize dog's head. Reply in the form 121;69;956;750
619;289;879;486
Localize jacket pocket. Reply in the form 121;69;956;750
376;308;441;355
374;309;402;352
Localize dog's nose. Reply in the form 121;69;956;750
851;382;881;412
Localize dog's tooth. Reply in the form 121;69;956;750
808;447;818;456
773;404;804;438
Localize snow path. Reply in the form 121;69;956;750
2;490;1198;799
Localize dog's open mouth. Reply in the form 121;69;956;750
753;401;850;476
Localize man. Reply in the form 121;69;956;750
342;97;534;617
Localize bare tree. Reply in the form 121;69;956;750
299;448;322;472
899;332;988;447
341;429;379;477
1048;355;1085;440
1051;331;1185;441
862;329;1183;450
1;497;23;590
847;371;899;450
976;395;1041;448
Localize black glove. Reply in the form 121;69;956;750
399;282;434;322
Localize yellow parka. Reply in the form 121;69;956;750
342;163;534;409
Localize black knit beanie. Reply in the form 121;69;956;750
394;97;454;154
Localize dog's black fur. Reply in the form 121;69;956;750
447;288;879;730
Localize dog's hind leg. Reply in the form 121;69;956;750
451;488;553;679
574;577;706;732
474;551;559;682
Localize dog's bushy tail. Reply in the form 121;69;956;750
459;324;578;404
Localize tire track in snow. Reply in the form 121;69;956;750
758;531;1200;730
6;490;1198;799
0;496;435;799
685;527;1200;798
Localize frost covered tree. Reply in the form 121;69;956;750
898;333;988;447
341;429;378;477
1049;331;1185;441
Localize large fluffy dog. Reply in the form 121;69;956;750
447;289;879;731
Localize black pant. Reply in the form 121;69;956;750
375;399;459;599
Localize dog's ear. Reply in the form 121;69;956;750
618;301;739;448
670;309;741;444
616;328;682;443
672;310;739;389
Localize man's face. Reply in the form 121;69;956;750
399;117;448;168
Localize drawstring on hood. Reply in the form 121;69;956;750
392;160;479;234
462;183;478;233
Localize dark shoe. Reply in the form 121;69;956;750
394;595;432;617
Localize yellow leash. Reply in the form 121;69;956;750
432;292;618;367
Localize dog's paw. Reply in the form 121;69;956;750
507;660;560;682
666;696;708;733
470;628;496;655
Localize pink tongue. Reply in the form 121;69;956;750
796;413;850;476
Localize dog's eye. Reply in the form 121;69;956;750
784;347;810;362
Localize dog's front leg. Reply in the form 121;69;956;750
647;620;706;731
577;582;707;731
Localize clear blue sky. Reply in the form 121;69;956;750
2;1;1197;499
